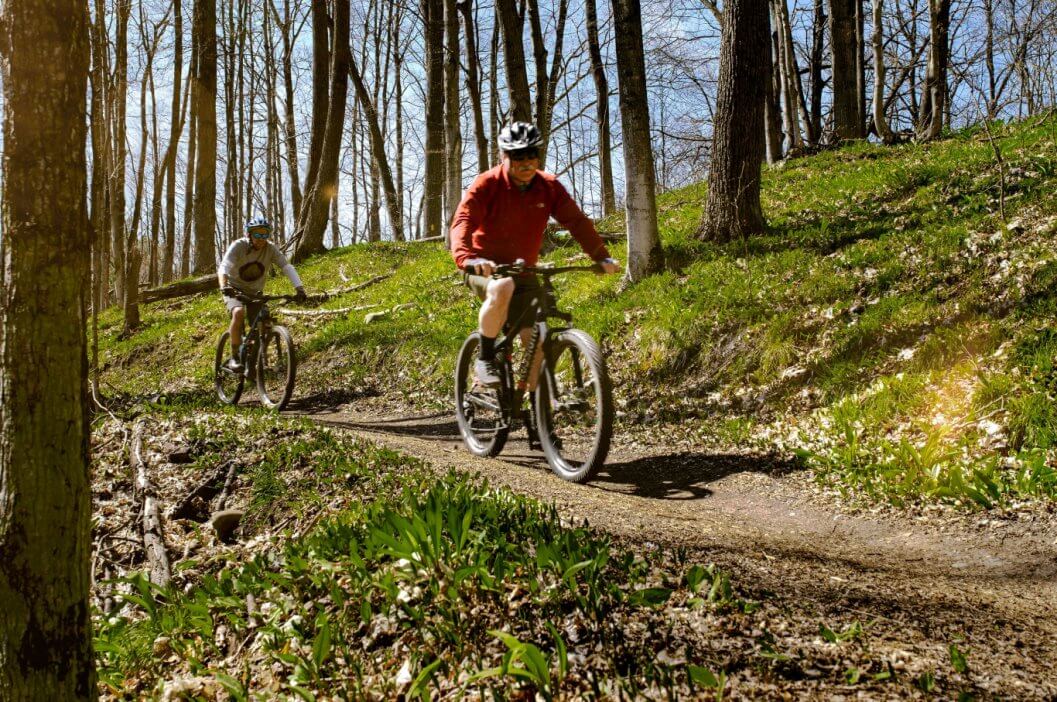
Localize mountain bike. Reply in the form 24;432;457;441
214;289;298;411
454;261;614;483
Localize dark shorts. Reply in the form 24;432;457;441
223;293;262;326
464;272;542;332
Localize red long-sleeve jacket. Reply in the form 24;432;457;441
449;163;611;269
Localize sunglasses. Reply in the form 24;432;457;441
507;148;539;162
249;228;271;239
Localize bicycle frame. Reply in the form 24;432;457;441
230;292;295;367
482;264;596;424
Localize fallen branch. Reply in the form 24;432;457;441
215;461;239;510
133;422;172;588
323;273;391;297
277;304;380;317
140;274;217;304
169;462;230;521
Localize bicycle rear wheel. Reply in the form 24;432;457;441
535;329;614;483
214;331;244;405
256;325;296;411
454;333;509;457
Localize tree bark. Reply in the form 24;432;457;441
422;0;446;240
192;0;218;273
0;0;96;697
830;0;863;141
698;0;769;242
295;0;350;261
610;0;663;281
809;0;826;143
110;0;130;306
586;0;616;217
764;19;784;163
871;0;896;143
917;0;949;140
528;0;568;163
458;0;490;174
299;0;330;223
274;0;303;222
495;0;532;122
162;0;183;283
444;0;463;222
349;55;404;242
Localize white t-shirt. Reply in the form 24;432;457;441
219;239;302;293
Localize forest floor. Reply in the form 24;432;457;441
294;390;1057;698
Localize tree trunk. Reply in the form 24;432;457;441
489;17;500;164
830;0;863;141
586;0;616;217
162;0;183;283
809;0;826;143
774;0;806;149
349;55;404;241
698;0;769;242
181;69;197;279
276;0;303;222
610;0;663;281
110;0;130;306
0;0;95;697
871;0;896;143
299;0;330;224
192;0;218;273
459;0;490;173
90;0;109;389
295;0;350;261
917;0;949;140
527;0;568;162
90;0;111;306
423;0;446;240
764;19;784;163
444;0;463;223
495;0;532;122
393;3;406;238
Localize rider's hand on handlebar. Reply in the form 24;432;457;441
294;286;308;303
597;257;621;275
221;285;237;297
464;258;497;277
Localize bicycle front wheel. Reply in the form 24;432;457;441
535;329;614;483
454;333;509;457
214;331;244;405
256;325;296;411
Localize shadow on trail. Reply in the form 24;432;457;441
591;452;806;501
285;386;381;414
315;411;462;441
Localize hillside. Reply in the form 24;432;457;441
86;116;1057;700
102;115;1057;509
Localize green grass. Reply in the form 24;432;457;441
99;115;1057;507
94;417;754;699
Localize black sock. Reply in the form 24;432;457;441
479;334;496;361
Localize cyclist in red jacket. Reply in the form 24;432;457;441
451;122;620;387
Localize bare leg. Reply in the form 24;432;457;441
478;277;514;338
229;306;246;357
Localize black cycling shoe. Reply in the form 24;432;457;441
474;358;502;388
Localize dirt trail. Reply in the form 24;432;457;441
296;400;1057;694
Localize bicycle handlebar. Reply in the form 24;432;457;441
463;260;603;278
223;288;301;304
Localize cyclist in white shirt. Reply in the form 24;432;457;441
217;217;307;372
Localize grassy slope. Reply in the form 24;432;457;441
100;115;1057;506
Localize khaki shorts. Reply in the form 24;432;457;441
464;273;542;332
